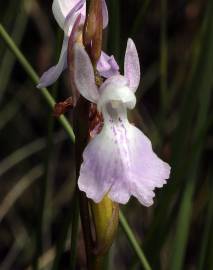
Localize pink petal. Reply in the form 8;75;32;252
73;44;99;103
52;0;82;30
107;122;170;205
53;0;108;35
37;36;68;88
78;134;115;203
97;51;120;78
64;0;86;35
121;125;171;206
100;75;129;93
124;38;140;92
67;14;82;105
101;0;109;29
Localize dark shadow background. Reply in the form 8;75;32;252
0;0;212;269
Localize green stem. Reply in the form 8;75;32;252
73;95;94;269
36;28;63;268
119;211;152;270
197;171;213;270
0;24;75;143
0;0;29;102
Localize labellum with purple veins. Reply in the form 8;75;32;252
37;0;119;89
74;39;171;206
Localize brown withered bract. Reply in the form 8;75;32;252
83;0;103;66
53;97;74;117
89;104;103;138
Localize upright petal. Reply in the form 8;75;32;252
52;0;78;29
67;14;82;105
101;0;109;29
64;0;86;35
100;75;129;92
74;44;99;103
37;36;68;88
124;38;140;92
52;0;86;34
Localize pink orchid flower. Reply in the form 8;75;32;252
73;39;171;206
37;0;119;89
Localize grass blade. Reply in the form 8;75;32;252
119;211;152;270
197;171;213;270
0;24;75;142
0;0;29;102
131;0;151;36
169;1;213;268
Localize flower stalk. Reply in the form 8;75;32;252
73;0;119;269
83;0;103;65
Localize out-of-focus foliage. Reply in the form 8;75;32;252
0;0;212;269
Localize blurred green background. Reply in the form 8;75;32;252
0;0;212;269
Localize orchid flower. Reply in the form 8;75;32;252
73;39;171;206
37;0;119;89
